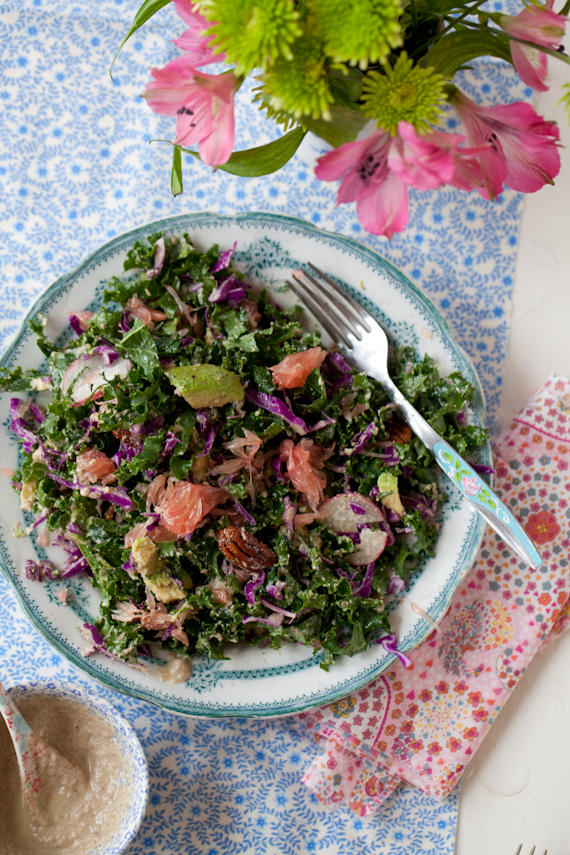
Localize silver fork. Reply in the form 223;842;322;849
290;264;543;570
514;847;547;855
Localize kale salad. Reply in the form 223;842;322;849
1;233;487;670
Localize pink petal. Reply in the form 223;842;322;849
173;29;220;66
143;82;195;116
315;134;379;182
388;122;457;190
173;0;207;29
149;54;198;85
502;6;565;47
356;172;409;239
510;42;550;92
198;98;235;165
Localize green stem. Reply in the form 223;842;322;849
408;0;490;60
410;0;418;31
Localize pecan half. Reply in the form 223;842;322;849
388;418;413;444
216;526;276;573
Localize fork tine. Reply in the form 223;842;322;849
290;273;359;346
528;848;535;855
286;280;353;349
292;270;359;342
308;263;372;333
513;847;522;855
300;267;366;332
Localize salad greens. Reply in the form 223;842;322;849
2;233;487;669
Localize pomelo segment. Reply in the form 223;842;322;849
318;492;383;533
166;364;244;408
76;448;116;485
270;347;326;389
160;481;228;536
61;355;131;404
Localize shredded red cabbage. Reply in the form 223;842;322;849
68;314;84;336
93;344;121;365
119;312;131;333
135;416;166;438
244;570;265;605
113;441;141;467
272;454;286;484
376;632;412;668
209;273;250;308
307;412;336;433
163;431;181;456
245;389;308;436
25;559;59;581
210;241;237;273
29;402;45;423
327;352;352;375
243;613;284;627
349;502;367;516
233;499;256;526
259;598;297;619
401;493;437;519
265;580;286;601
353;562;375;597
10;398;39;454
350;422;378;455
388;575;406;594
145;236;166;280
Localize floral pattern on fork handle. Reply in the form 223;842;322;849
433;441;543;569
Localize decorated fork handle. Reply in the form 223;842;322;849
385;379;543;569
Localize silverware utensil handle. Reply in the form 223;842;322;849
383;377;543;569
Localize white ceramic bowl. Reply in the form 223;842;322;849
3;681;148;855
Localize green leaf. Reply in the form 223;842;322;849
178;126;306;177
0;366;43;392
301;106;369;147
171;145;183;197
110;0;171;78
424;28;512;76
119;318;159;380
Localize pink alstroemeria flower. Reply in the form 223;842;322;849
172;0;223;66
315;122;471;238
144;57;237;166
315;129;409;238
500;3;566;91
450;89;561;199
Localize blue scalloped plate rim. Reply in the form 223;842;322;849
0;211;490;718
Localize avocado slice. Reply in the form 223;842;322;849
166;364;244;408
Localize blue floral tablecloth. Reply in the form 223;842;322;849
0;0;529;851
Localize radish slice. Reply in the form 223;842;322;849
61;355;131;404
346;529;389;566
318;492;383;533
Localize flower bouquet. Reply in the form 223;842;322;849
114;0;569;238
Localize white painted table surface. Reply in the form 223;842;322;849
457;59;570;855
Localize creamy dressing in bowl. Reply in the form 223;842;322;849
0;688;146;855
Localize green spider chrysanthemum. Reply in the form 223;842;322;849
261;31;338;122
310;0;403;69
200;0;301;76
361;54;447;135
251;94;300;132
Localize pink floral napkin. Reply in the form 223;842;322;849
298;374;570;816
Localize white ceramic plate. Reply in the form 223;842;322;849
0;212;489;718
